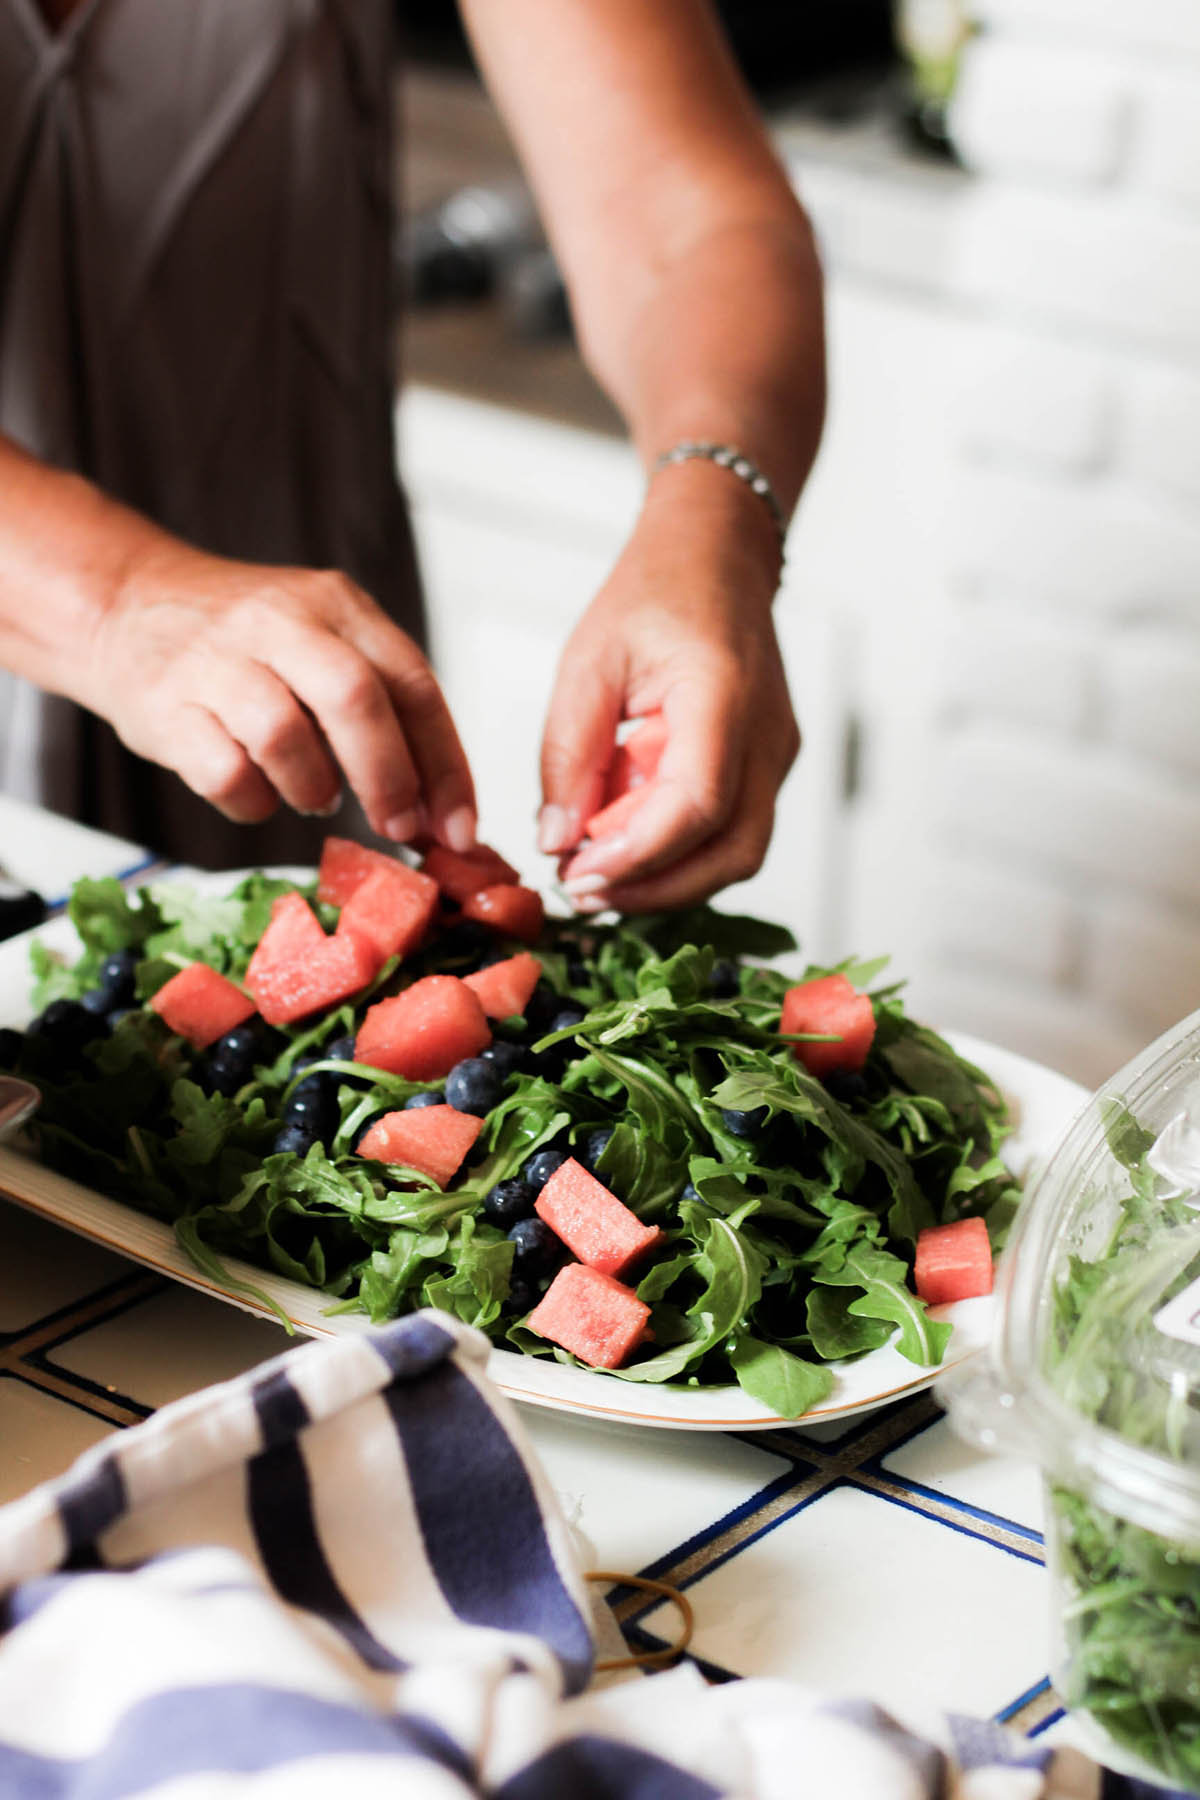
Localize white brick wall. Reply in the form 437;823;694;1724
904;5;1200;1083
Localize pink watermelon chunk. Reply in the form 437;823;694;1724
317;837;410;908
150;963;256;1049
245;894;326;989
601;743;645;806
463;951;542;1020
460;884;544;944
244;893;377;1026
335;863;438;964
914;1217;993;1305
355;976;492;1081
780;974;876;1078
526;1263;650;1368
535;1157;663;1278
624;712;667;779
421;844;520;904
355;1104;483;1187
585;785;652;842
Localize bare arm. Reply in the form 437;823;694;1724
462;0;824;906
0;434;476;849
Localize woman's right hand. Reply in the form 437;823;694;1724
82;537;477;849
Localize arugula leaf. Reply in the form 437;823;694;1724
728;1335;833;1415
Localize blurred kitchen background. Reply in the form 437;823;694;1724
397;0;1199;1090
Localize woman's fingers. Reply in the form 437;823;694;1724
342;604;478;852
585;747;780;913
537;641;625;857
168;704;281;824
557;650;749;897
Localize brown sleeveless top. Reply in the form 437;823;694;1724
0;0;424;866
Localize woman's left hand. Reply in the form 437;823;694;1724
537;459;800;913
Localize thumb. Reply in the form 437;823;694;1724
538;642;624;856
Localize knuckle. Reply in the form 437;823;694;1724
252;704;310;765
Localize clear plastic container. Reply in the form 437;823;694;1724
942;1010;1200;1789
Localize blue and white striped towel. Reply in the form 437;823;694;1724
0;1311;1188;1798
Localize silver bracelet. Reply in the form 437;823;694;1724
652;440;787;557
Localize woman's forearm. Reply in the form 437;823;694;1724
0;434;156;709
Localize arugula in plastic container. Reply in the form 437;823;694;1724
5;870;1020;1411
1043;1104;1200;1789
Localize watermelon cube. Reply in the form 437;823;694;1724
336;863;438;964
150;963;256;1049
527;1263;650;1369
914;1217;993;1306
535;1157;663;1278
585;786;651;842
624;712;667;779
244;893;378;1026
355;976;491;1081
463;951;542;1020
245;894;326;989
601;743;645;806
460;884;544;944
355;1104;483;1187
317;837;411;908
421;843;520;904
781;974;876;1078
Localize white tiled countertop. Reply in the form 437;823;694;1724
0;797;1073;1739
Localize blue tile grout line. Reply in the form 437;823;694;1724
1027;1708;1066;1739
631;1461;824;1588
860;1469;1044;1548
0;1270;162;1354
995;1677;1053;1723
0;1366;144;1428
844;1477;1045;1565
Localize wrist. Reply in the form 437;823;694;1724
639;456;783;607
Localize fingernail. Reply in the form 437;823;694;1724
573;894;608;915
570;835;628;876
537;803;570;856
443;806;477;854
564;872;609;896
384;809;420;844
301;791;343;819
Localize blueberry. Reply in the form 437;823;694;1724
521;1147;568;1191
547;1005;586;1035
720;1105;769;1139
97;948;138;1008
272;1123;319;1157
580;1126;614;1172
482;1177;537;1227
681;1181;702;1204
708;959;740;999
284;1086;337;1141
507;1217;563;1279
212;1023;260;1077
438;919;492;961
481;1040;525;1079
199;1057;244;1098
566;958;589;987
824;1069;868;1105
0;1026;23;1067
444;1057;503;1116
504;1278;538;1317
80;987;114;1018
327;1034;371;1090
29;998;100;1050
522;983;562;1035
404;1089;444;1110
476;944;510;970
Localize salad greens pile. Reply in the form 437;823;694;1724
1046;1105;1200;1787
5;870;1020;1414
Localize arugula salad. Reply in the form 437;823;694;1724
1045;1104;1200;1786
0;868;1019;1413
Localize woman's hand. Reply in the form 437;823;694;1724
538;460;799;912
84;538;477;848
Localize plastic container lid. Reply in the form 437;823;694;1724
943;1007;1200;1549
